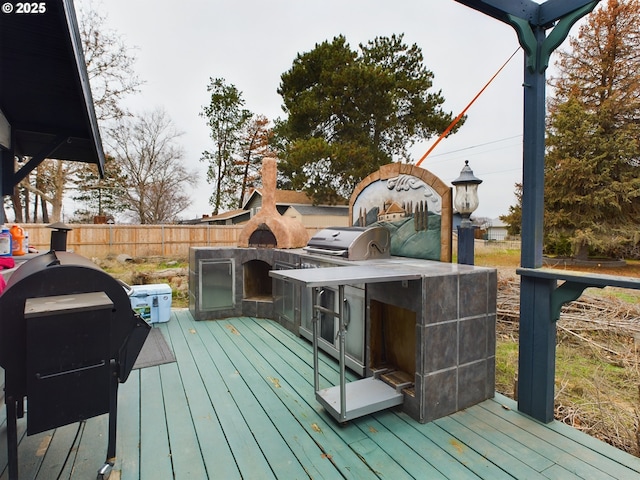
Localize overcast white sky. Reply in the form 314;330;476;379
78;0;576;222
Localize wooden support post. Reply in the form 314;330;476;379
517;274;557;423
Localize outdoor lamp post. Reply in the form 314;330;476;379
452;160;482;265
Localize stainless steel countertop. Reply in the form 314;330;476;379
269;265;421;287
269;257;489;288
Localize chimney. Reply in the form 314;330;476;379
237;157;308;248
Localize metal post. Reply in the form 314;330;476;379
6;396;19;480
98;360;119;479
312;288;321;392
338;285;346;421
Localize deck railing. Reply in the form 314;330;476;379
517;267;640;422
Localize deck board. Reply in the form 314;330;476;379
205;318;341;479
117;371;140;480
159;361;208;479
163;313;240;479
449;408;555;472
433;414;549;479
61;413;109;479
225;317;377;480
201;319;310;479
228;318;381;470
176;314;276;479
139;367;173;480
479;398;637;479
465;401;607;478
0;311;638;479
35;423;81;480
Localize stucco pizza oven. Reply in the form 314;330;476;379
237;157;308;249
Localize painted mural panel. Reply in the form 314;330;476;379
351;165;450;261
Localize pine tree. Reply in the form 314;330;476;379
500;183;522;237
544;0;640;259
200;78;252;214
275;34;458;204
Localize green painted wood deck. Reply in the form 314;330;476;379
1;310;639;479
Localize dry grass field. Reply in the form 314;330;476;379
475;243;640;456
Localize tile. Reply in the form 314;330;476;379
424;275;458;324
402;388;422;423
487;314;496;357
488;270;498;314
256;301;274;320
421;369;458;422
459;271;489;318
424;322;457;372
458;317;487;364
415;324;425;376
458;360;488;410
486;356;496;399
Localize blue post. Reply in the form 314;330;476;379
519;27;547;270
452;0;600;423
517;24;557;422
457;225;475;265
518;276;558;422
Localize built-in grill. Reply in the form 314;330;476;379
0;250;151;480
303;226;390;261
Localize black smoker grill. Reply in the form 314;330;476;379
303;226;390;261
0;250;151;480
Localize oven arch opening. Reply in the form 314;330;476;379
248;224;277;248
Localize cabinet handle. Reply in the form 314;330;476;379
344;298;351;329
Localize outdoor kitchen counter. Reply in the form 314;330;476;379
269;258;497;424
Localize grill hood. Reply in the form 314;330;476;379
304;226;390;261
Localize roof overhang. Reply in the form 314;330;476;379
0;0;105;192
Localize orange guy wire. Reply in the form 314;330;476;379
415;47;521;168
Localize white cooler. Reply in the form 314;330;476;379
128;284;172;323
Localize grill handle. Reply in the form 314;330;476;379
303;247;347;257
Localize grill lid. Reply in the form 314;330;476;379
304;226;390;260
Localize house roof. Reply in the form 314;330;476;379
0;0;105;192
274;190;314;205
203;209;249;222
243;188;313;208
382;202;405;215
243;188;348;209
285;205;349;216
489;217;508;228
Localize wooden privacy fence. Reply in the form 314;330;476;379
20;224;322;258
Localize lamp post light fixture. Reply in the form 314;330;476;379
452;160;482;265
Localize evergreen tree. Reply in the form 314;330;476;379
544;0;640;258
500;183;522;236
200;78;252;214
71;156;126;223
276;34;459;204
